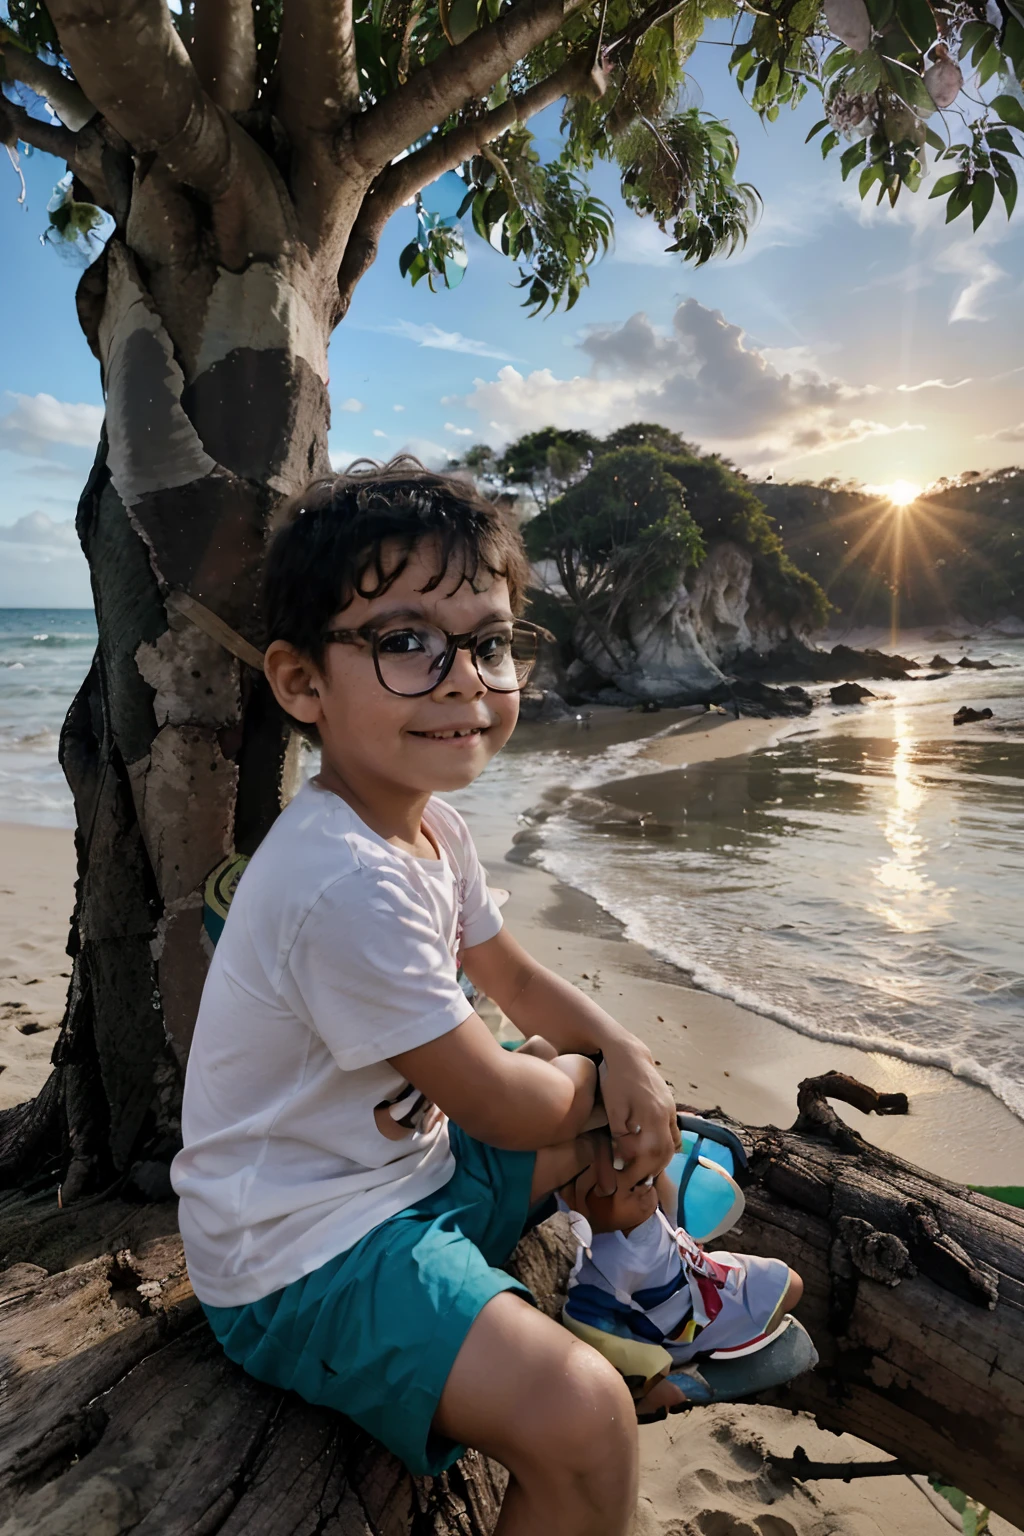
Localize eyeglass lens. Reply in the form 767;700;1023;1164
374;622;537;696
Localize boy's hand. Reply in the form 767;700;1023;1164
599;1036;679;1185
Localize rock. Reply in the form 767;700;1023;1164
517;689;572;722
928;655;954;669
734;638;914;684
957;656;997;670
953;706;994;726
831;682;875;705
984;615;1024;638
708;679;814;718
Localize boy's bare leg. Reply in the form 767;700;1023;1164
434;1290;638;1536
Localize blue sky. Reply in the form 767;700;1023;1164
2;37;1023;606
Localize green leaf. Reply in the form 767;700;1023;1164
928;170;962;198
821;129;840;157
1004;16;1024;75
971;171;995;229
975;43;1002;87
992;94;1024;133
860;160;884;196
840;139;869;179
924;125;946;153
398;239;420;278
958;20;992;58
987;127;1022;157
805;118;830;142
991;153;1018;216
945;177;974;221
895;0;937;51
823;44;854;78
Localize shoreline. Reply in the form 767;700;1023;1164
476;711;1024;1185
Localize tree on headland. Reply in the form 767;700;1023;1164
522;430;829;669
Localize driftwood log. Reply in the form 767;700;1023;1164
0;1074;1022;1535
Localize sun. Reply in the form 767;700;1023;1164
884;479;922;507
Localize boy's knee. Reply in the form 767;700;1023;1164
526;1342;637;1483
785;1267;804;1309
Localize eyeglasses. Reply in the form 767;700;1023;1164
322;617;548;698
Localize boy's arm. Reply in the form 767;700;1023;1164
389;1013;598;1152
461;928;679;1180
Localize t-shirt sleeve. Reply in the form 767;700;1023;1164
284;870;474;1070
437;801;503;952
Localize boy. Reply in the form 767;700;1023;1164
171;461;728;1535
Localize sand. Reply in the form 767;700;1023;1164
2;714;1021;1534
0;822;76;1111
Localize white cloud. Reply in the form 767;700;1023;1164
445;422;474;436
338;397;364;413
897;377;973;392
398;437;458;469
372;429;388;439
376;319;521;361
0;514;91;605
457;300;917;468
393;404;405;413
329;449;361;469
977;422;1024;443
0;392;104;457
0;511;83;557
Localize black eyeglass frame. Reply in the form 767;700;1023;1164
322;617;552;698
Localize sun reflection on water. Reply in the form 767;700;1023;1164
871;715;952;933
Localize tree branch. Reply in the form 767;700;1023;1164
349;0;591;178
187;0;256;113
275;0;362;249
337;53;590;315
45;0;236;201
0;27;95;129
0;88;79;160
276;0;360;136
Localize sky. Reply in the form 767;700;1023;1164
2;36;1023;607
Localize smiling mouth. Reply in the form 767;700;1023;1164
409;726;488;741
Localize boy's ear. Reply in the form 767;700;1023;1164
264;639;322;727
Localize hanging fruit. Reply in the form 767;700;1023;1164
924;45;963;110
824;0;871;54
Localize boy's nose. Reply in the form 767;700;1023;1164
434;643;485;698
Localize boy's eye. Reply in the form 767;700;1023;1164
476;631;513;663
377;627;432;656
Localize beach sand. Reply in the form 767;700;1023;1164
1;716;1021;1534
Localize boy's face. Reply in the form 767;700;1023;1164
269;537;520;798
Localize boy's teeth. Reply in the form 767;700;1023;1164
426;728;477;739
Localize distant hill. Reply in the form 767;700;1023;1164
754;469;1024;630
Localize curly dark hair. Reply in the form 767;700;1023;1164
263;456;530;669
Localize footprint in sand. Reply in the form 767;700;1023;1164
696;1516;799;1536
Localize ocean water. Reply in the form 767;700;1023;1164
502;636;1024;1123
4;605;1024;1123
0;609;97;826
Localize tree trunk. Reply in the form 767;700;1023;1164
1;1082;1021;1534
0;233;333;1195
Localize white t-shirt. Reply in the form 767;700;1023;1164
171;779;503;1307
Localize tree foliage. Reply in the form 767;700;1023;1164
524;444;707;662
518;427;829;660
757;467;1024;627
3;0;1021;319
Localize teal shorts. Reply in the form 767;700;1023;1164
202;1125;538;1476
